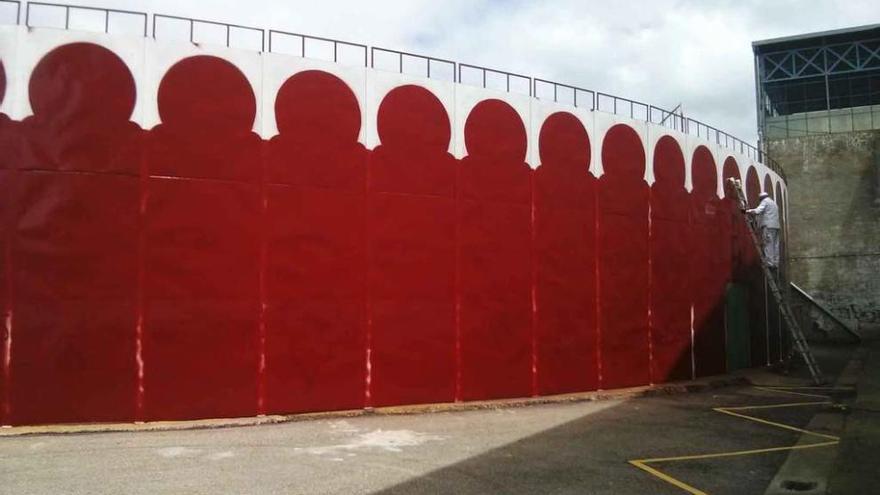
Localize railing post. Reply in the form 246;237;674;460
226;25;230;47
482;69;486;88
399;53;402;73
301;36;305;58
507;74;510;92
189;19;194;44
427;58;431;78
104;10;109;33
64;6;69;29
333;42;338;63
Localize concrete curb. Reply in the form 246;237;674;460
763;348;865;495
0;375;753;438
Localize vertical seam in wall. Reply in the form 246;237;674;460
454;155;462;402
595;181;603;389
362;65;372;408
256;49;268;416
257;142;267;415
1;163;17;425
647;188;654;385
364;141;373;409
529;170;538;397
135;129;146;421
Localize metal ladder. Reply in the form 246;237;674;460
727;178;826;385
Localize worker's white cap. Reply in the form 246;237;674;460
759;192;769;199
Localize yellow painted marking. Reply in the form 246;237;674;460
628;387;841;493
629;460;708;495
720;400;830;411
754;386;853;390
632;440;838;464
752;386;830;399
713;407;839;441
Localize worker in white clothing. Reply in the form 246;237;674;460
746;192;780;268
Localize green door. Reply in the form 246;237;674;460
725;283;751;372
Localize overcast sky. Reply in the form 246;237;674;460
19;0;880;143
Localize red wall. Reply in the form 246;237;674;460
0;40;785;425
598;124;649;388
650;136;691;382
690;146;725;377
458;99;532;401
534;112;597;395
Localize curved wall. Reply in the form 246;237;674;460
0;26;786;425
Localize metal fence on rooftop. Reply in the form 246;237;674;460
153;13;264;52
0;0;784;179
0;0;20;25
25;1;147;36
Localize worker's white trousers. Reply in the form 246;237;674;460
762;227;780;267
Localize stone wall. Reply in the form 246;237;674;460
769;130;880;326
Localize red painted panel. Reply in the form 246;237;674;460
0;176;7;425
722;159;747;282
459;99;531;400
0;57;11;422
148;56;259;182
142;55;261;420
745;167;761;209
763;174;774;197
265;70;367;414
598;124;649;388
690;146;725;377
5;43;141;425
534;112;597;395
650;136;691;382
368;85;456;406
19;43;140;174
11;173;139;424
143;179;260;420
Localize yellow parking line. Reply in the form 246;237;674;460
719;400;831;411
752;386;831;399
629;460;708;495
629;387;840;493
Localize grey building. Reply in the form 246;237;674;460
753;24;880;328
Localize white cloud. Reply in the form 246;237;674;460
23;0;880;143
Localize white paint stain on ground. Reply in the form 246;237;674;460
327;420;360;433
157;446;202;458
296;429;445;457
207;450;235;460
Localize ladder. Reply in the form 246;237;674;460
727;178;826;385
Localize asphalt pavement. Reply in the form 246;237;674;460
0;343;858;495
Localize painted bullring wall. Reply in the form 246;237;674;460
0;26;787;426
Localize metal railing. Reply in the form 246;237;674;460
153;14;264;52
533;78;596;110
268;30;367;66
25;1;147;36
647;105;685;133
0;0;20;24
0;1;784;178
596;92;652;121
371;47;456;82
459;63;531;96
